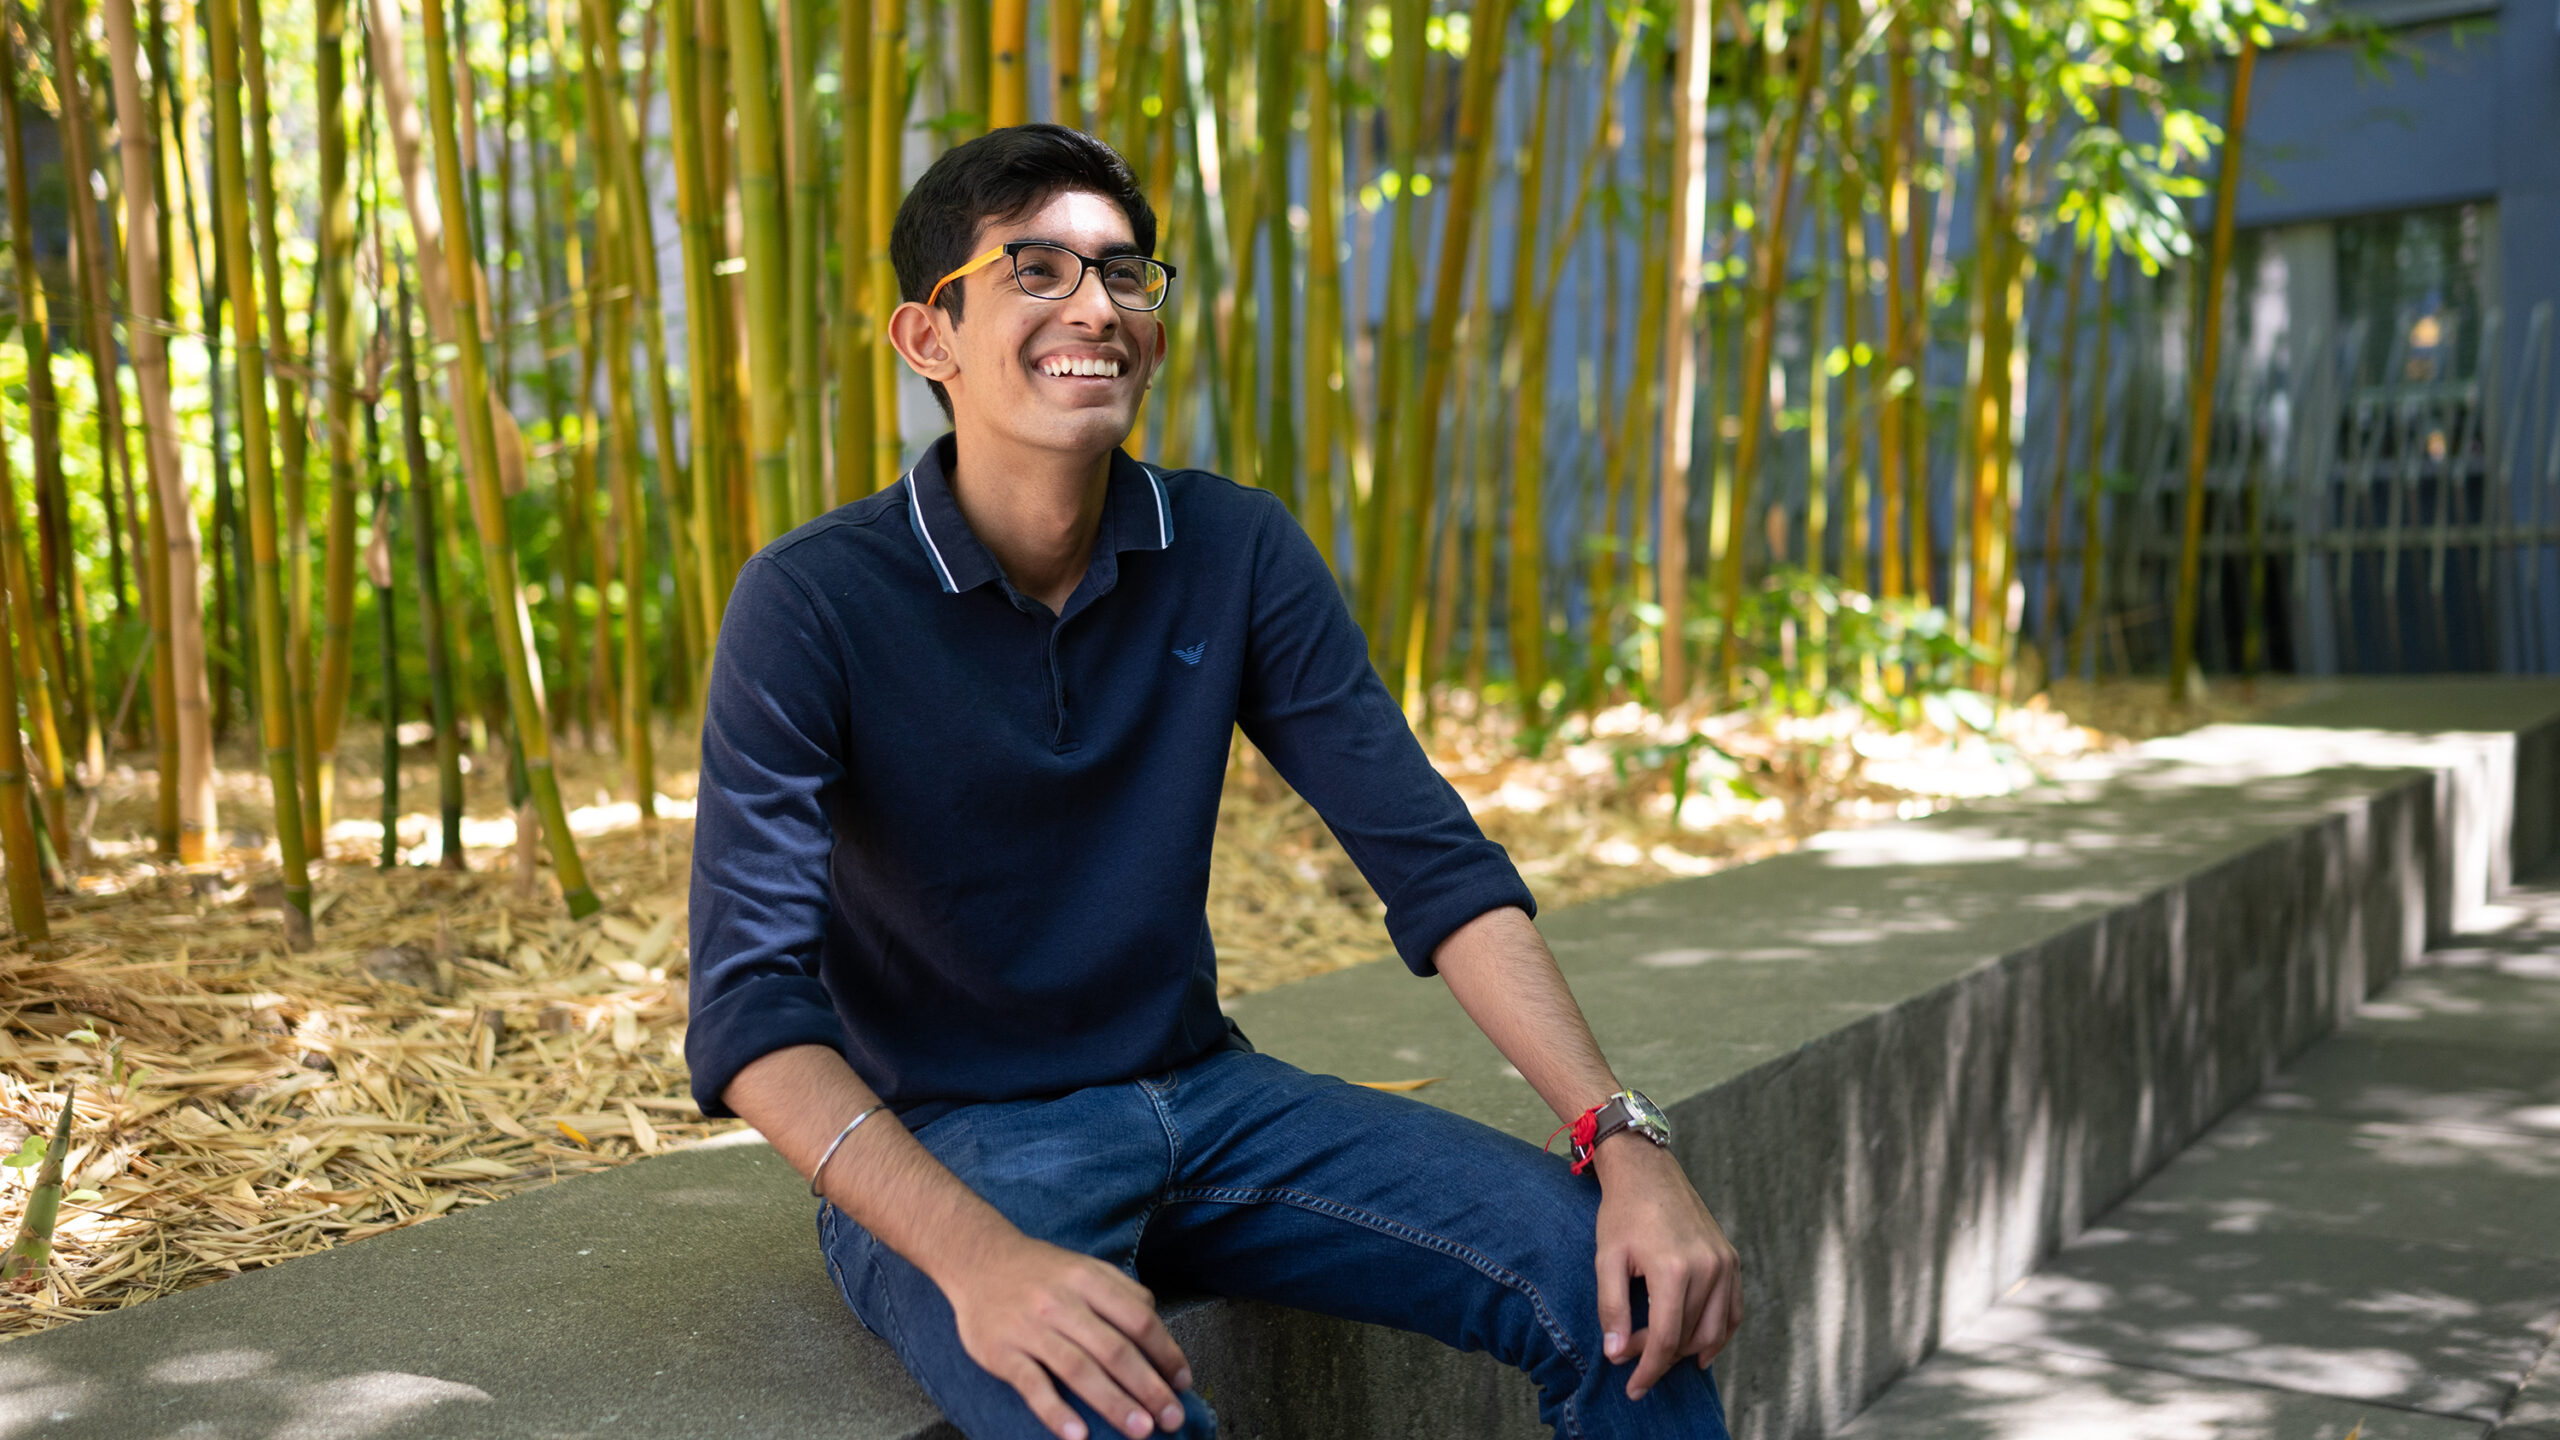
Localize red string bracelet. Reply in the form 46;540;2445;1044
1545;1106;1604;1176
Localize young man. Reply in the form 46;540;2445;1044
689;124;1742;1440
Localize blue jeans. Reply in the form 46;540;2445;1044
816;1047;1731;1439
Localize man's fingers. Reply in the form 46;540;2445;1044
1002;1358;1090;1440
1084;1278;1195;1393
1594;1250;1635;1364
1686;1266;1743;1371
1061;1309;1186;1434
1035;1332;1159;1440
1627;1266;1691;1399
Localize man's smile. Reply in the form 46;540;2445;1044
1032;351;1127;381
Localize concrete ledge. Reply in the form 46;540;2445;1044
5;680;2555;1439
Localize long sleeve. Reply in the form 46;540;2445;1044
1234;497;1535;976
686;555;856;1117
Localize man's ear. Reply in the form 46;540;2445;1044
887;300;961;386
1143;310;1170;388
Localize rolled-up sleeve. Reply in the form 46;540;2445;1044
1234;497;1534;976
686;555;853;1117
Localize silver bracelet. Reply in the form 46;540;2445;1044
808;1103;888;1198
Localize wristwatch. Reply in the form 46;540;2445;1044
1574;1088;1672;1172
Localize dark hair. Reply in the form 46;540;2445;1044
890;124;1158;421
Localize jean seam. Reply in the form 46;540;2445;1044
1129;1080;1185;1271
1161;1183;1591;1437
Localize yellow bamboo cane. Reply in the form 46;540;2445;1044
207;0;314;944
104;0;220;865
2169;33;2256;704
832;0;874;512
726;0;792;543
0;433;52;950
420;0;601;915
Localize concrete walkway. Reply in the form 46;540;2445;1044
1838;877;2560;1440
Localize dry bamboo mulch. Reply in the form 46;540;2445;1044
0;681;2290;1339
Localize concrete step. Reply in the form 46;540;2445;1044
1843;881;2560;1439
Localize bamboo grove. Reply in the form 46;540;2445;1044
0;0;2298;938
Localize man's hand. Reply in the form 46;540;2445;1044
1590;1136;1744;1401
937;1231;1195;1440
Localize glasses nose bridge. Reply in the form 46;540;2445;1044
1047;255;1123;324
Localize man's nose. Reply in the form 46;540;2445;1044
1062;267;1121;329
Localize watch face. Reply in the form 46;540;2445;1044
1621;1090;1671;1140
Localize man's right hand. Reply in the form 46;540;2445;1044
937;1231;1194;1440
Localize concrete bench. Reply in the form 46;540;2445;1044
6;679;2556;1440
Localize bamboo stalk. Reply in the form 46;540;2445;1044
1051;0;1082;128
2041;234;2083;680
1357;0;1424;658
103;0;219;866
232;0;326;845
780;0;823;522
46;0;130;792
867;0;906;492
313;0;360;834
670;0;731;650
830;0;872;519
420;0;600;914
726;0;791;545
0;387;70;884
1502;14;1561;715
1257;0;1294;516
50;0;145;651
1654;0;1713;705
2169;33;2256;704
0;15;93;788
590;0;695;715
207;0;315;944
0;427;53;948
395;277;466;869
1877;11;1910;601
990;0;1026;126
1712;3;1821;692
579;0;657;825
1297;0;1337;570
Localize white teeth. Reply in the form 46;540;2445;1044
1039;356;1120;378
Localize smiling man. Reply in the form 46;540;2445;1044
688;125;1741;1440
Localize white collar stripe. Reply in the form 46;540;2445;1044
904;473;959;593
1144;466;1172;547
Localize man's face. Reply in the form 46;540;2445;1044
925;188;1169;458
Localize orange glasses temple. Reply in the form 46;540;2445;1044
925;245;1007;309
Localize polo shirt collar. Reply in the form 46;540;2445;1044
903;433;1175;597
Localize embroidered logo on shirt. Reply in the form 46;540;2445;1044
1172;642;1207;667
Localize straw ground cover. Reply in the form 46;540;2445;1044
0;680;2291;1337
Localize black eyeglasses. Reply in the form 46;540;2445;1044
927;241;1179;312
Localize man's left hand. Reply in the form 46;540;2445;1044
1590;1136;1743;1402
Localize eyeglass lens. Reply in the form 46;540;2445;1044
1012;244;1170;310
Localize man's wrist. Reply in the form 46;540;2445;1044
1589;1127;1683;1183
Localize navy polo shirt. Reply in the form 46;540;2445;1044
685;433;1535;1125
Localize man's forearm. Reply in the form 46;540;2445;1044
723;1045;1019;1285
1432;906;1622;1126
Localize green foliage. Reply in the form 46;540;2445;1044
1698;568;1993;726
